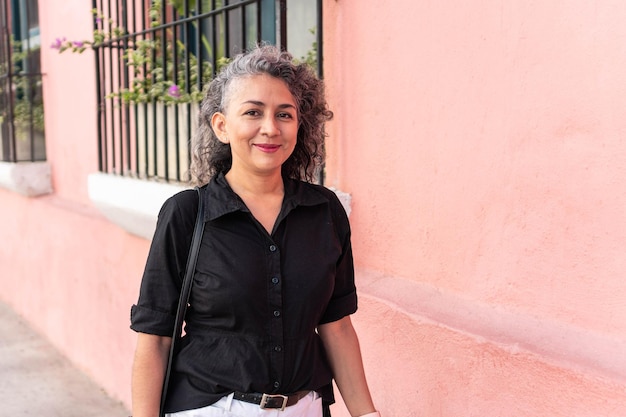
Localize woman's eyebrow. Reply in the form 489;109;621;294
241;100;296;109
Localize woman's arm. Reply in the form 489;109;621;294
318;316;378;417
131;333;172;417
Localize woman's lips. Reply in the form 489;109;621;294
254;144;281;153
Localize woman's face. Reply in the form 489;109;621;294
212;73;299;178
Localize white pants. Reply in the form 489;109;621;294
166;391;322;417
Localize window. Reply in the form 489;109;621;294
0;0;45;162
93;0;322;183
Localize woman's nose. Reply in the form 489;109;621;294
261;116;280;136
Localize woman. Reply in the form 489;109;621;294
130;45;380;417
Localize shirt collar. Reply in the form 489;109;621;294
201;172;329;222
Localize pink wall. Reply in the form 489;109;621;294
39;1;100;204
323;0;626;415
0;0;141;408
0;188;144;407
325;0;626;332
348;298;626;417
1;0;626;416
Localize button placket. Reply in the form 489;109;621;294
266;240;284;390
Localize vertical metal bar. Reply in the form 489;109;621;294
6;1;15;162
197;0;205;92
28;7;35;161
22;0;34;161
172;5;180;181
317;0;324;185
211;0;217;73
117;0;126;174
184;0;192;181
106;0;115;173
92;0;104;171
150;2;158;178
121;0;131;175
141;0;148;178
27;75;35;161
113;0;121;173
222;0;232;55
278;0;286;50
126;0;139;177
0;0;6;160
316;0;323;78
160;0;169;181
241;1;246;48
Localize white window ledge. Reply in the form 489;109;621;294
0;161;52;197
88;173;353;240
88;173;188;240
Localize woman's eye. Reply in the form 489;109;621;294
244;110;260;116
277;112;293;119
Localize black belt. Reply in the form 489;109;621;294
233;391;311;411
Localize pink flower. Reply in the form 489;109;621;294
73;41;84;48
168;84;181;99
50;37;66;50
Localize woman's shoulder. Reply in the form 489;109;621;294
158;188;200;224
163;188;198;208
291;179;334;201
293;180;349;218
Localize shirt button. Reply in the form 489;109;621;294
274;381;280;389
269;244;277;252
271;277;280;285
274;345;282;352
273;310;281;317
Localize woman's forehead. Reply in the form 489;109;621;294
226;74;293;100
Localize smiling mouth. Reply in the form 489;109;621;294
254;144;281;153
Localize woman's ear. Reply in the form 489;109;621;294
211;112;229;143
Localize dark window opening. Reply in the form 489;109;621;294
0;0;45;162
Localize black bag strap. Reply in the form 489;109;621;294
160;186;205;417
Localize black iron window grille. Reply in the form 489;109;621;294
92;0;322;183
0;0;45;163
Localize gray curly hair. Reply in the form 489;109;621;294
189;44;334;185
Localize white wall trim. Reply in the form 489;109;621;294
87;173;188;240
358;270;626;383
0;161;52;197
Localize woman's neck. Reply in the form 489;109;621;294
224;169;284;198
224;169;285;234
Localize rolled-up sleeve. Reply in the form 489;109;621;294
130;189;198;336
319;193;358;324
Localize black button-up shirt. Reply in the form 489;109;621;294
130;173;357;413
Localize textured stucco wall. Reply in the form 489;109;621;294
324;0;626;333
39;1;100;204
323;1;626;415
0;0;141;408
0;188;144;408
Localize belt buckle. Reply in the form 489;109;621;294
260;393;288;411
